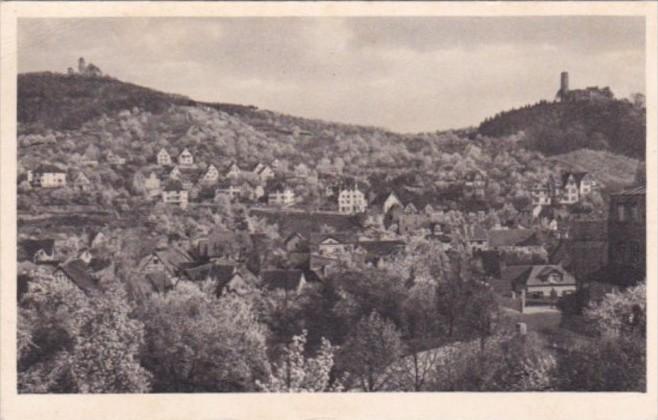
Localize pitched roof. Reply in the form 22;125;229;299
517;265;577;288
612;185;646;196
58;259;98;292
250;209;362;239
183;263;235;283
561;171;589;188
163;179;185;191
501;264;533;283
224;161;241;173
262;269;305;291
569;220;608;241
356;240;405;257
19;239;55;261
394;188;443;210
370;191;400;208
88;258;112;272
488;229;539;247
140;246;194;274
34;164;65;173
145;271;173;293
310;232;358;246
73;171;90;184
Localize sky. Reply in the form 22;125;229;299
18;17;645;133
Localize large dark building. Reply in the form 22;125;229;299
607;185;646;285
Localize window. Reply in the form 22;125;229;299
630;205;639;221
617;205;626;222
630;241;641;264
616;241;627;263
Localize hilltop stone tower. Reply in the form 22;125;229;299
560;71;569;92
78;57;86;73
556;71;570;102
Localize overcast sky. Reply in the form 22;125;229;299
18;17;645;133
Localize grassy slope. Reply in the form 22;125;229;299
550;149;639;190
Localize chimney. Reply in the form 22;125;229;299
516;322;528;336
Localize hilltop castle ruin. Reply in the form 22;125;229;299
555;71;613;103
67;57;103;78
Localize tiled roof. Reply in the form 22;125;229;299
139;246;193;274
519;265;577;288
35;164;65;173
488;229;538;247
569;220;608;241
310;232;358;246
183;263;235;283
250;209;362;239
262;269;305;291
501;264;533;283
163;179;184;191
58;259;98;292
561;171;589;188
145;272;173;293
88;258;112;272
356;240;405;257
612;185;646;196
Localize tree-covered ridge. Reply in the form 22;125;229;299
478;98;645;159
17;72;256;133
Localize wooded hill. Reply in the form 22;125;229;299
478;98;645;159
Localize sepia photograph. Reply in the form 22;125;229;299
1;2;657;419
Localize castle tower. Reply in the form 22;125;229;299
560;71;569;93
78;57;86;74
556;71;570;101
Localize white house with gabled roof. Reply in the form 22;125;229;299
157;148;172;166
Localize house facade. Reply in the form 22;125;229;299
157;148;172;166
178;148;194;167
464;171;486;199
30;165;67;188
531;183;552;206
226;162;242;178
338;186;367;214
254;164;275;182
162;180;189;208
510;265;577;299
200;164;220;185
607;185;645;284
144;172;161;198
268;187;295;207
72;172;91;191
